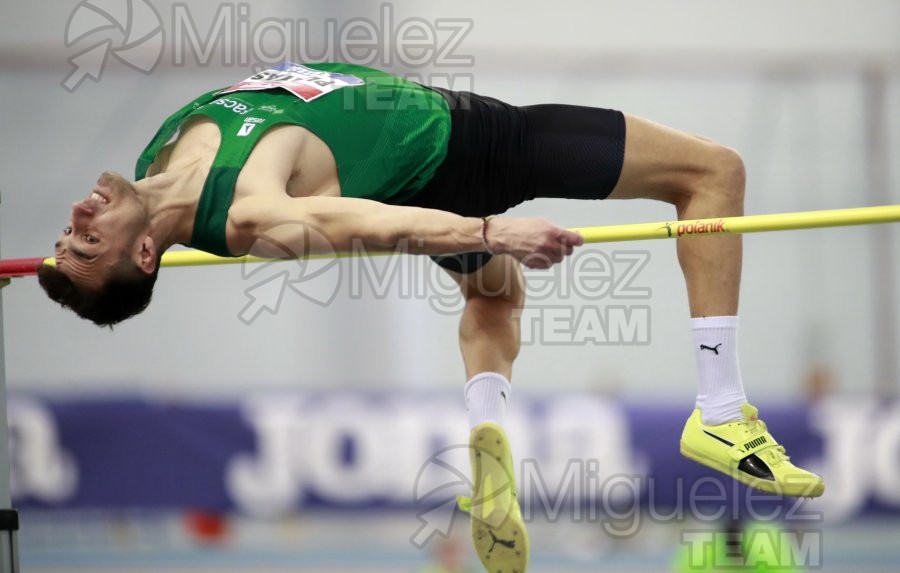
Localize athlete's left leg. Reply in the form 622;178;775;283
442;254;530;573
605;113;823;497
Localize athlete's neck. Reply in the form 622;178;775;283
132;170;199;252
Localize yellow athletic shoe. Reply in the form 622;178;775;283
457;422;529;573
680;403;825;497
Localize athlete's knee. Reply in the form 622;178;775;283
709;144;746;204
462;256;526;309
459;264;524;336
676;141;745;212
463;290;523;323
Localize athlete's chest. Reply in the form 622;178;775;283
169;117;341;202
241;124;341;201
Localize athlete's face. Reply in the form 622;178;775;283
54;172;151;290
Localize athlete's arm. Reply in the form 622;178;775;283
237;195;583;269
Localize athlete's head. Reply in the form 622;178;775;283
38;171;162;327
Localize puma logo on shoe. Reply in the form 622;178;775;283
700;343;723;355
488;530;516;553
701;430;775;481
743;436;767;451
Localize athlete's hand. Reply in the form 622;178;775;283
485;217;584;269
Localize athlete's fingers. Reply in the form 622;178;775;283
560;229;584;247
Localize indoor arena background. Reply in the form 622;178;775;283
1;1;899;572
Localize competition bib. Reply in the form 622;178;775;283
218;62;365;102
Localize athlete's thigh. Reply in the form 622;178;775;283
608;113;720;202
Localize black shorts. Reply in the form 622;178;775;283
403;87;626;273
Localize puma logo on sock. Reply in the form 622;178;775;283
700;343;723;355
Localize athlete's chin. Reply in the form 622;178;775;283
96;171;136;198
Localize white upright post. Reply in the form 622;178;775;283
0;189;20;573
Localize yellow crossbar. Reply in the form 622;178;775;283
14;204;899;273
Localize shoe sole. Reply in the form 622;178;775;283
470;423;529;573
680;441;824;498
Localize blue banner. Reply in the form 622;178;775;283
7;392;899;522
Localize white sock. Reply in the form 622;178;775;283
464;372;511;430
692;316;747;425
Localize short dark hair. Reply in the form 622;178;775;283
37;258;162;328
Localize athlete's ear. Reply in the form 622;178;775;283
135;235;158;275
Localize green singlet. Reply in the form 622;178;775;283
135;62;451;256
